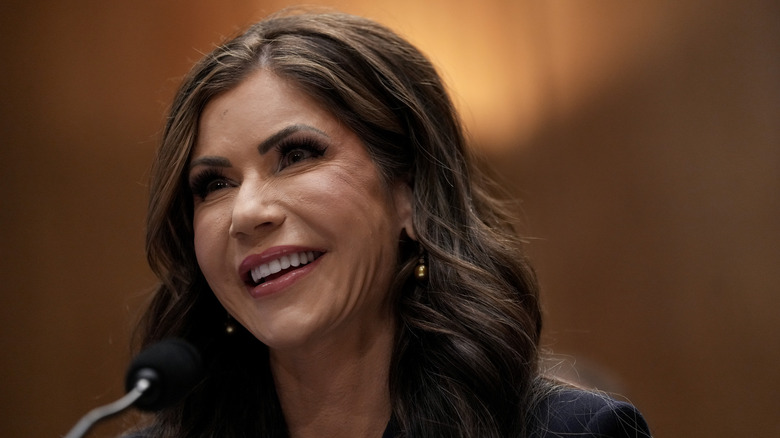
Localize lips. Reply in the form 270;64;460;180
239;247;324;288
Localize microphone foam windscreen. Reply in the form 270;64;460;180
125;338;203;411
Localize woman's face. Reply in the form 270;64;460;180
189;69;414;353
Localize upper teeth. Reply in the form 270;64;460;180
250;251;318;283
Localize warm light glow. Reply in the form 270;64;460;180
254;0;693;152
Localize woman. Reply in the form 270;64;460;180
132;10;651;438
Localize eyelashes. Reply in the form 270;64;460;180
275;136;327;170
189;168;232;200
188;137;328;200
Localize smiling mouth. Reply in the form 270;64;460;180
248;251;323;285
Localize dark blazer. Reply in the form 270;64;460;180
528;388;652;437
381;387;651;438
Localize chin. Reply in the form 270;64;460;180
245;317;324;352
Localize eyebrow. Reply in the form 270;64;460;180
189;156;231;170
257;124;329;154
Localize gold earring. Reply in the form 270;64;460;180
415;253;428;283
225;314;238;335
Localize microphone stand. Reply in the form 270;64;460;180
63;378;150;438
63;338;203;438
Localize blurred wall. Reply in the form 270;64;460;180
1;1;777;437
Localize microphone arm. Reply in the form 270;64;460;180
63;378;151;438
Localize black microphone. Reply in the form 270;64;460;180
64;338;203;438
124;338;203;411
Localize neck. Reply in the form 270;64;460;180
269;317;395;438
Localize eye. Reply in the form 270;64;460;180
189;168;234;200
277;137;327;170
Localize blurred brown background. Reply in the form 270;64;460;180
1;1;778;437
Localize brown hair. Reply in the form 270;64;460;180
139;10;542;437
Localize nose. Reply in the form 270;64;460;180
228;179;285;238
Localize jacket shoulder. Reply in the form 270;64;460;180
529;387;652;437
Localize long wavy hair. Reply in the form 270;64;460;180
138;10;544;437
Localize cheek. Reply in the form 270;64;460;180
302;168;396;239
192;205;232;275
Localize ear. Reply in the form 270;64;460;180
392;180;417;241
